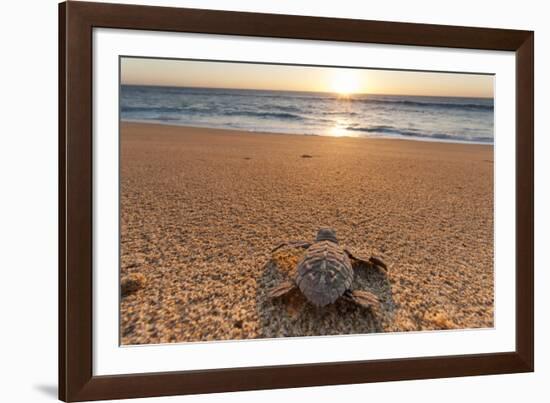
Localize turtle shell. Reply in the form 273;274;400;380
296;240;354;307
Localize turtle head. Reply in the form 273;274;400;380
315;228;338;243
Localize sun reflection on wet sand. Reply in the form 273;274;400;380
326;113;359;137
327;126;349;137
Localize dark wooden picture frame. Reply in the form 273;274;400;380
59;1;534;401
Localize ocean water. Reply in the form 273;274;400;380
121;85;494;144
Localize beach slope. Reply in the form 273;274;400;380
120;122;494;344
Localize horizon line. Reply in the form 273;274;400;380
119;83;494;99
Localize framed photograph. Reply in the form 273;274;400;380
59;1;534;401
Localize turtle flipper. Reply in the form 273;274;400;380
268;281;297;298
368;256;387;272
271;240;311;253
345;289;380;314
344;248;387;274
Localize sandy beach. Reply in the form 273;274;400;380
120;121;494;345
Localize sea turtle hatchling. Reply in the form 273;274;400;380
269;228;387;311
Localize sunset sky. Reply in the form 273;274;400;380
121;57;494;98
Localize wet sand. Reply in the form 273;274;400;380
120;121;494;345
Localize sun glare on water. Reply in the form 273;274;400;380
330;70;362;96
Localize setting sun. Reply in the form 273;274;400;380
330;70;362;96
